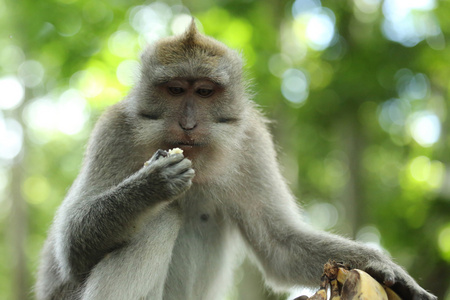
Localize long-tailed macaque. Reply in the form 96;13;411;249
36;20;436;300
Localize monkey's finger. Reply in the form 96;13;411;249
364;263;396;287
165;159;193;177
145;149;168;166
159;153;186;166
181;168;195;179
390;274;437;300
149;153;185;170
167;168;195;195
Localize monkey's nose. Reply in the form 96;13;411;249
179;121;197;131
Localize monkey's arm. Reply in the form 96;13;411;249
235;191;436;299
52;106;193;282
231;120;436;300
231;166;378;287
233;170;435;299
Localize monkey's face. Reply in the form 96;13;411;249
133;74;247;182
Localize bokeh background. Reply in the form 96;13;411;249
1;0;450;299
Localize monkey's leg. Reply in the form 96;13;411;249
80;205;181;300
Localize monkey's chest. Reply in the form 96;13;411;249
162;202;239;299
181;203;224;240
177;191;224;233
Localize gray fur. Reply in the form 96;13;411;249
36;23;436;300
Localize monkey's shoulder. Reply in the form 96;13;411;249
89;102;133;143
79;102;145;192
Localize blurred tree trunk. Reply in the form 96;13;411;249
10;160;29;300
9;103;29;300
338;114;364;238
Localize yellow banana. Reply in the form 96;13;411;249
340;269;389;299
330;279;341;300
337;268;402;300
384;284;402;300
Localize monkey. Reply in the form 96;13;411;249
35;20;436;300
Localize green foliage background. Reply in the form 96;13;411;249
1;0;450;299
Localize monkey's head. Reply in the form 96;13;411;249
128;20;251;182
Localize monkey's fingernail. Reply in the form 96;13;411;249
156;149;168;158
383;276;395;286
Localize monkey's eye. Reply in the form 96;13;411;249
140;113;159;120
168;87;185;95
196;88;214;98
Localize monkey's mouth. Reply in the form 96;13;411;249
168;141;205;151
176;142;203;149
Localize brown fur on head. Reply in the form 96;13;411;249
139;19;244;87
155;19;227;66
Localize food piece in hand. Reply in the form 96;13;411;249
168;147;183;156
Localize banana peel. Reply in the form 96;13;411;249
294;261;402;300
340;269;388;299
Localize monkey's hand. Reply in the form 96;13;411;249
362;259;437;300
127;149;195;202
